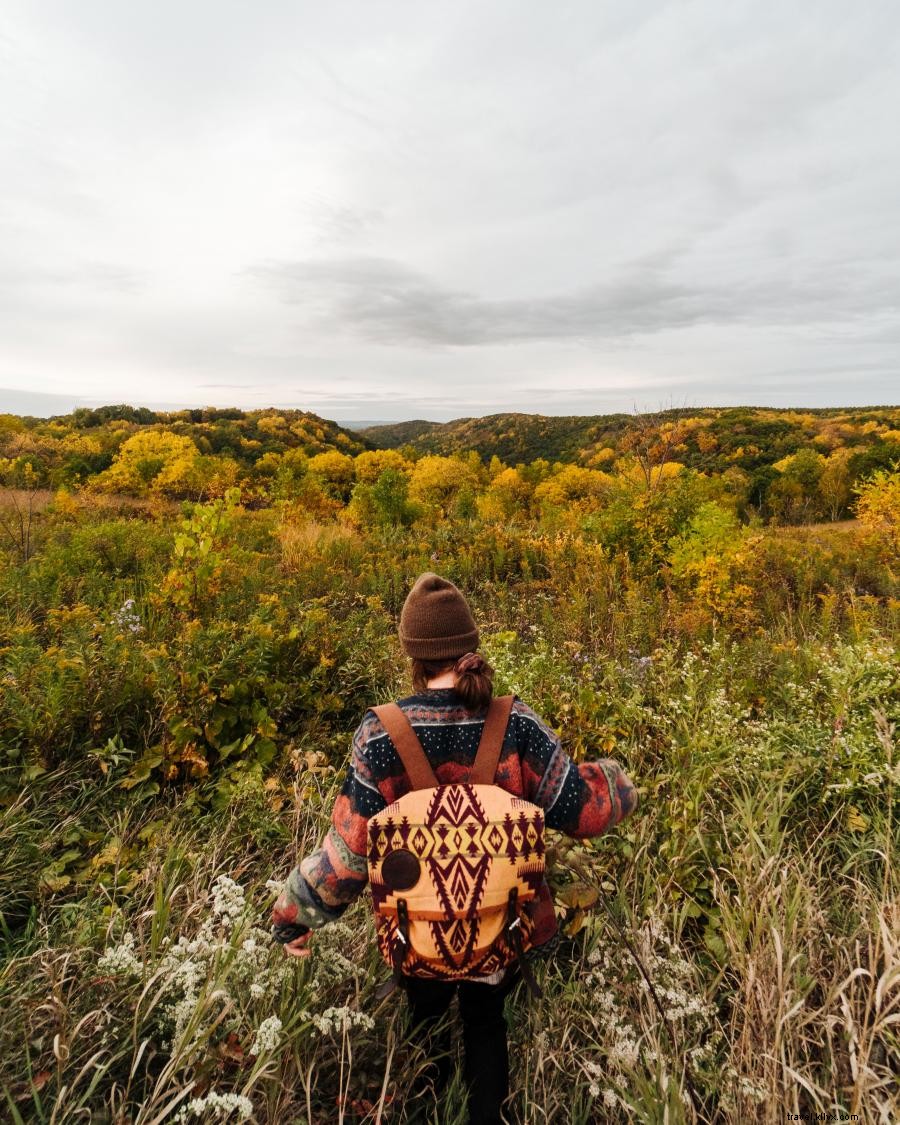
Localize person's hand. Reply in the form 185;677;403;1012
283;931;312;958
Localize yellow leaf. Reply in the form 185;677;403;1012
563;908;585;936
847;806;869;833
90;838;122;870
40;874;71;892
558;883;599;910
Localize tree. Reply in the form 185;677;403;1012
480;467;533;521
770;449;825;523
0;460;42;562
619;408;690;495
854;466;900;563
353;449;412;484
346;468;419;528
534;465;612;511
818;448;854;521
408;456;480;518
90;430;202;497
307;450;355;501
371;468;418;526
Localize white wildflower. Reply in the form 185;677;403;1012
175;1090;253;1121
211;875;246;925
304;1005;375;1037
608;1035;640;1069
250;1015;282;1056
98;932;143;978
111;598;143;634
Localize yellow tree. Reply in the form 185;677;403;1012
307;450;355;501
818;447;854;521
353;448;412;484
534;465;612;511
90;431;201;497
408;455;480;517
854;468;900;564
479;466;533;521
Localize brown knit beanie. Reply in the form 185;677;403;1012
399;572;479;660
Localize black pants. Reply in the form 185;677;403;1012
404;970;518;1125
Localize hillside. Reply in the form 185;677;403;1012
0;404;372;497
0;470;897;1121
362;405;900;475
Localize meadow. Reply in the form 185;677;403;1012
0;413;898;1123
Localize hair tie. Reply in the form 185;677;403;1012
454;652;484;675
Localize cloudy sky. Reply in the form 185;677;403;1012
1;1;898;422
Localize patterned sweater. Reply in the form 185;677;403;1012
272;687;637;950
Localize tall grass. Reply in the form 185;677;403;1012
0;500;897;1121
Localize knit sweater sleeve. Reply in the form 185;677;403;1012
271;712;386;931
512;698;637;838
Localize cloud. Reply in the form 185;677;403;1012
245;249;894;347
1;0;899;415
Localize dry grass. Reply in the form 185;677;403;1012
276;517;357;573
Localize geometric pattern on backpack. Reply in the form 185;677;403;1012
367;697;546;988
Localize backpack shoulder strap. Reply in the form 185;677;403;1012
372;703;438;790
470;694;515;785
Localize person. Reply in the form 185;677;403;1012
271;572;638;1124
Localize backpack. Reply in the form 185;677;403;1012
367;694;545;997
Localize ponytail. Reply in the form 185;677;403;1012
452;652;494;711
411;651;495;711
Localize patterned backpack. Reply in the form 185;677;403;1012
367;694;545;997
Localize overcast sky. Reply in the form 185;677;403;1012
1;1;898;422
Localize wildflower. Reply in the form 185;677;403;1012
175;1090;253;1121
211;875;246;925
251;1015;282;1056
304;1005;375;1036
111;598;143;634
603;1089;618;1108
98;932;143;978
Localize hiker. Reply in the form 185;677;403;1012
271;572;637;1124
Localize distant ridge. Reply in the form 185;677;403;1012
360;406;900;466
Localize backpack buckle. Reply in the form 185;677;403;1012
504;886;543;1001
391;898;411;989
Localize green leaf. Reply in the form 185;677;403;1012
254;738;277;767
704;930;727;962
218;732;255;761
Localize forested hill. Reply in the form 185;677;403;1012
361;413;599;463
2;402;899;521
0;404;370;495
361;406;900;475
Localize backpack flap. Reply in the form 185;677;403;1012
369;781;545;980
367;697;547;983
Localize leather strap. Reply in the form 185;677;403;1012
470;695;515;785
506;887;543;1000
389;899;411;991
372;703;438;790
